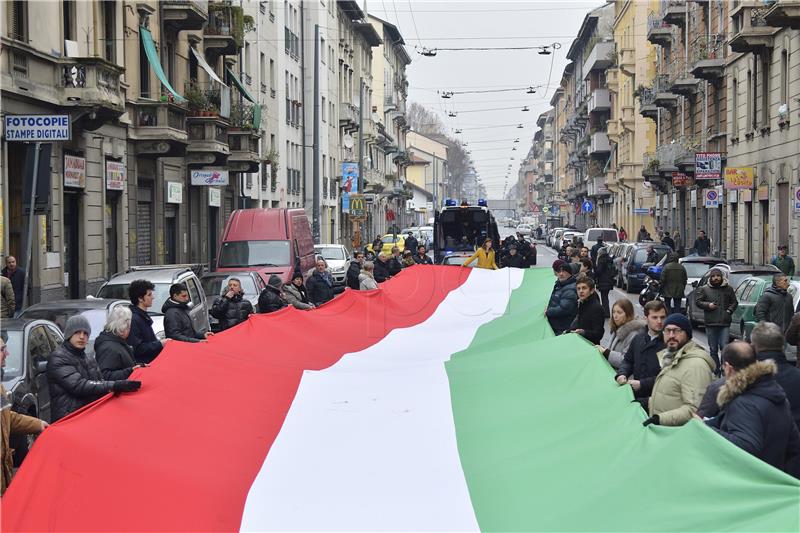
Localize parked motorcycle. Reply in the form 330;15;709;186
638;264;663;306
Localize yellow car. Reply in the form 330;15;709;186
367;234;406;255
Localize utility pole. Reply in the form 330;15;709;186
312;24;321;243
357;79;366;241
22;142;42;310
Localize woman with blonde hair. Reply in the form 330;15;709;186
464;238;499;270
95;306;143;380
596;298;645;370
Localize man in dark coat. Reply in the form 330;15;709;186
346;252;365;290
211;278;254;330
373;253;392;282
162;283;211;343
704;341;800;476
590;237;604;265
127;279;168;364
94;307;140;381
755;275;795;334
660;252;687;315
545;264;578;335
1;256;25;313
594;247;616;318
306;260;337;305
403;232;418;257
47;315;140;422
501;245;525;268
750;322;800;430
258;274;289;312
569;277;605;344
695;267;737;371
661;232;675;250
414;245;433;265
387;247;404;276
693;230;711;256
616;300;667;403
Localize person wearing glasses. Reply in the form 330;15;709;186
643;314;715;427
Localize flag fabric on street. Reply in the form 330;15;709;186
3;267;799;532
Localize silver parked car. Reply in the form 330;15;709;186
96;266;211;338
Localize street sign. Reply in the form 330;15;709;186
532;204;540;214
4;114;71;141
191;169;229;186
703;188;719;209
550;205;559;216
349;194;366;219
582;200;594;213
794;187;800;214
633;207;650;215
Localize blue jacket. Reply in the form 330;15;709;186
545;276;578;335
128;304;163;364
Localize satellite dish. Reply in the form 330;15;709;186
343;134;354;149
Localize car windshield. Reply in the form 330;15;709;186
586;229;618;242
729;272;774;291
217;240;291;267
20;308;108;342
98;283;171;315
316;247;346;261
201;275;259;298
444;255;472;266
1;330;24;382
381;235;400;244
683;262;714;279
633;248;668;264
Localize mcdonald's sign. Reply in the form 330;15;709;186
349;194;366;219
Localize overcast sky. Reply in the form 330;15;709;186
368;0;600;198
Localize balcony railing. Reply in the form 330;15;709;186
136;102;186;130
229;102;260;130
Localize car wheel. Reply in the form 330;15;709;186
742;322;749;342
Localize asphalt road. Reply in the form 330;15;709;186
497;225;710;350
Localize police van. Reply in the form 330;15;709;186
433;200;501;264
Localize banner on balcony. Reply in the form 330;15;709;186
695;152;722;180
723;167;754;190
191;169;229;186
342;162;359;194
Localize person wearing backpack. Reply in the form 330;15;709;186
594;247;616;318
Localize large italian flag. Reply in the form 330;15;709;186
3;266;799;531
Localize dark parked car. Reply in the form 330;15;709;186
200;271;266;332
686;263;782;327
1;318;63;465
621;242;672;293
19;298;131;355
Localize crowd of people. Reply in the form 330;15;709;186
545;242;800;478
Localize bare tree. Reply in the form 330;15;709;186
407;102;447;135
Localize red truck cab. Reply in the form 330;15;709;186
215;208;316;283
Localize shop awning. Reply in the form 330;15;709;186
225;67;256;104
190;47;225;85
140;27;184;102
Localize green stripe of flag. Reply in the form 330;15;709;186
447;269;800;532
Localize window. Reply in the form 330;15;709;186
270;59;275;96
189;46;198;82
10;0;27;41
260;52;266;93
102;0;116;62
63;0;76;43
139;33;150;98
244;42;251;83
185;277;202;307
747;69;754;131
761;55;769;128
321;37;326;64
781;50;789;105
322;96;327;122
732;77;739;134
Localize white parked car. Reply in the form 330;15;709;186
314;244;350;285
583;227;619;245
516;224;532;236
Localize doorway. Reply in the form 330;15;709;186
208;206;218;268
777;183;789;247
760;200;770;264
165;204;177;264
63;193;81;298
105;192;119;277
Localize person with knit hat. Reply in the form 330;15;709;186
258;274;289;313
545;264;578;335
695;267;738;372
643;313;715;427
47;315;141;422
283;271;315;310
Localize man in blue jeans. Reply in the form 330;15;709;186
695;268;738;374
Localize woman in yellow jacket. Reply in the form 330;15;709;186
464;239;499;270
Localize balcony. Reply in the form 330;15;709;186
363;118;377;139
690;34;726;80
619;47;635;74
130;101;188;157
227;102;261;173
730;6;778;53
657;136;700;173
667;59;699;96
647;13;674;47
662;1;687;28
186;115;230;166
764;0;800;29
582;41;615;78
637;88;659;121
339;103;359;132
60;57;125;122
588;88;611;114
162;1;208;32
587;176;612;198
652;75;679;109
606;118;620;141
204;4;243;56
589;132;611;156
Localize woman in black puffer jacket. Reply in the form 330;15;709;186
95;306;141;381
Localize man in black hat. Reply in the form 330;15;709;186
501;244;524;268
258;274;289;313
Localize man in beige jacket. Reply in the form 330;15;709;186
644;313;715;427
0;276;15;318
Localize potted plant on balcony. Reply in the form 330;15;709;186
185;85;205;116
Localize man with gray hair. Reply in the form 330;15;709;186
751;321;800;431
373;252;392;283
755;274;794;334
